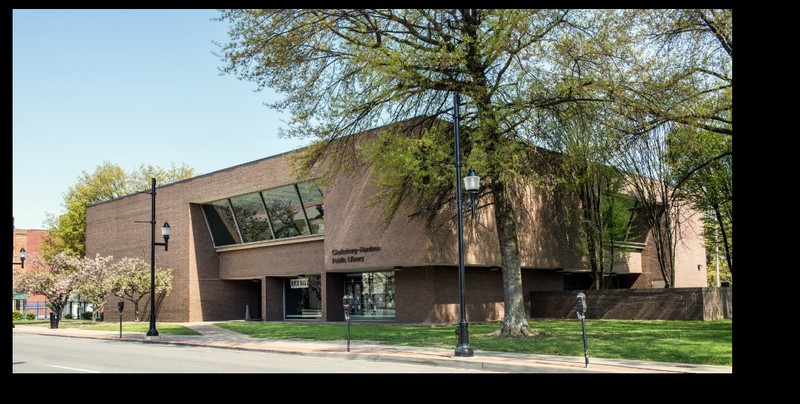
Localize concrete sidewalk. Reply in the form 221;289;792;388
12;322;733;374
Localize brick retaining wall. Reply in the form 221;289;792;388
531;287;732;320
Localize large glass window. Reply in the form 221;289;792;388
202;179;325;247
345;271;395;320
262;184;309;239
229;192;273;243
202;200;240;246
603;193;650;247
602;193;639;244
297;180;324;234
285;275;322;319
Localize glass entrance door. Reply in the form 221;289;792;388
285;275;322;319
345;271;395;320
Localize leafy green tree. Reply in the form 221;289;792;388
109;256;174;322
73;254;116;323
617;124;691;288
670;129;732;277
13;252;80;328
705;223;732;287
127;163;197;195
41;162;196;259
613;9;732;286
536;88;632;290
627;9;732;137
543;9;731;288
215;9;730;336
42;162;126;259
217;8;591;338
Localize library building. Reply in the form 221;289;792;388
85;122;707;324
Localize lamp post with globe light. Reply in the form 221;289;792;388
135;178;171;339
452;92;480;357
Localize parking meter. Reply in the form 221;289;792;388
342;295;353;320
117;300;124;338
576;292;589;368
342;295;353;352
576;292;586;319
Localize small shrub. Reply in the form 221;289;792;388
64;313;73;320
26;313;35;320
12;310;22;321
81;312;93;320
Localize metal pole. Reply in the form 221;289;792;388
577;292;589;368
453;92;473;357
343;295;352;352
346;317;351;352
581;315;589;368
146;178;159;338
715;227;721;288
12;217;15;329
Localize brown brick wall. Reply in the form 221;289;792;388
395;266;565;324
13;228;49;262
323;272;346;321
13;228;51;316
262;277;284;321
219;239;324;279
84;124;708;324
394;267;437;323
86;153;302;322
178;279;260;321
322;167;432;271
530;287;732;320
627;209;707;289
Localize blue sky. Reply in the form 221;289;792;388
12;9;307;229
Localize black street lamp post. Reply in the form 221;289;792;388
13;247;26;268
12;217;26;269
12;245;26;329
13;217;27;329
137;178;171;339
453;92;480;357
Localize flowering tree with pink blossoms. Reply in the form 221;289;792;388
73;254;116;323
109;257;174;322
14;252;80;328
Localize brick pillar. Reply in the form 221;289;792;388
264;277;284;321
324;272;346;321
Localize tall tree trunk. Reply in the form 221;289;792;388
491;180;537;337
579;185;602;290
650;207;675;288
713;203;733;277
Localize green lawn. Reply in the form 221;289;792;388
15;319;202;336
16;318;732;366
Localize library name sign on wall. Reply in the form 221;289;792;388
331;246;382;264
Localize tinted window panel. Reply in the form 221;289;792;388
202;201;240;246
230;192;274;243
262;184;309;239
297;180;324;235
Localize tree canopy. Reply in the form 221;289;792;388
216;9;732;336
13;253;174;326
41;161;196;259
110;256;174;322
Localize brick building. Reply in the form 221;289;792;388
12;225;51;319
85;123;707;324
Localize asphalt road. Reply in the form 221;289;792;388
12;333;494;373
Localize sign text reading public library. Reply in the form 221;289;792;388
332;246;381;264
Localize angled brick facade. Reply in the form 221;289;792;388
85;123;708;324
